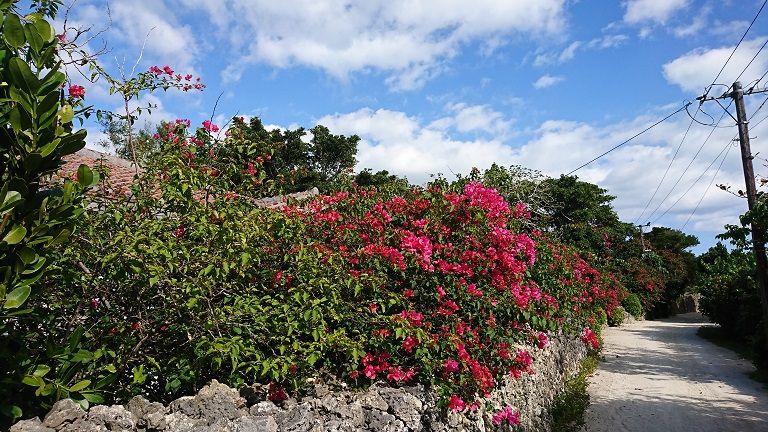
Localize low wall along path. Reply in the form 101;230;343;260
12;336;586;432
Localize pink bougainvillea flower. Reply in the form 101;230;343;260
162;65;174;75
68;84;85;99
448;394;466;412
245;162;257;176
56;33;65;42
581;328;600;350
202;120;219;133
443;358;459;374
538;332;550;349
402;335;418;353
172;225;185;238
492;406;520;426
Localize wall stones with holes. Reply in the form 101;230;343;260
11;335;587;432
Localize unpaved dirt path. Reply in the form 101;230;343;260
582;312;768;432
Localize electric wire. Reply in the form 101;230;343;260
676;96;768;228
567;102;691;175
680;142;735;230
653;139;734;226
749;69;768;92
734;37;768;84
707;0;767;92
643;102;733;224
634;111;697;224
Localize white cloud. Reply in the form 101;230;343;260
429;103;512;136
534;35;626;66
533;75;565;89
314;97;768;241
673;6;709;38
316;107;517;183
182;0;568;89
662;37;768;93
586;34;629;49
67;0;201;77
623;0;690;25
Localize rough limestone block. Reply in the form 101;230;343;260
42;399;85;429
9;417;54;432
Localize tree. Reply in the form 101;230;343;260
1;0;98;421
97;117;156;165
539;175;630;254
227;117;359;193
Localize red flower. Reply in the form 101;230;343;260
172;225;185;238
538;332;549;349
162;65;174;75
131;322;141;331
492;406;520;426
68;84;85;99
202;120;219;133
267;383;288;402
89;298;100;309
402;336;418;353
245;162;257;176
56;33;65;42
448;394;465;412
443;358;459;374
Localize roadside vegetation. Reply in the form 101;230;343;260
0;0;723;428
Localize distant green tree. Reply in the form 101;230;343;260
230;117;359;193
539;175;631;254
97;117;156;165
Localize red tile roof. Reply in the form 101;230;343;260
57;148;140;197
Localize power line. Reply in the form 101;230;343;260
634;112;696;224
652;139;734;225
749;69;768;92
681;142;735;230
644;102;733;224
734;37;768;84
676;97;768;228
706;0;767;91
567;102;691;175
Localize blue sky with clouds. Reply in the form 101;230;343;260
61;0;768;252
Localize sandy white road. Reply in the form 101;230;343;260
582;313;768;432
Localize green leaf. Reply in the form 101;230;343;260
76;164;97;187
68;326;85;351
0;190;22;214
21;374;43;387
3;13;25;48
0;405;23;421
9;57;40;94
4;286;31;309
23;22;43;53
59;104;74;123
32;365;50;377
3;224;27;244
80;392;104;404
69;380;91;392
33;18;53;41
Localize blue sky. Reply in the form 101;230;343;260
60;0;768;253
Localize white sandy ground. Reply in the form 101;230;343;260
582;313;768;432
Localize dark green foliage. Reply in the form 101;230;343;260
622;294;643;319
0;0;100;423
540;175;628;253
550;353;599;432
697;244;764;364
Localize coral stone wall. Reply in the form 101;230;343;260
11;336;587;432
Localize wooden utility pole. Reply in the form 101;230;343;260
636;222;650;254
731;81;768;348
